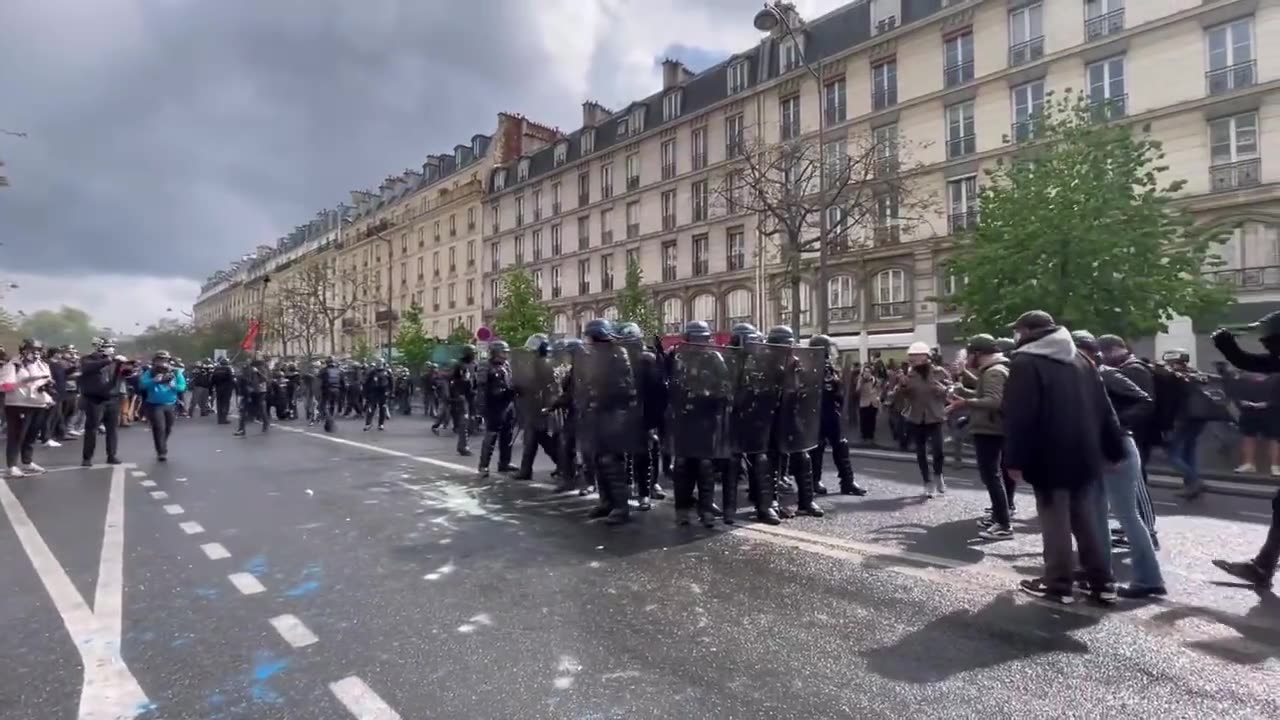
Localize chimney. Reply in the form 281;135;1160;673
380;176;397;201
582;101;612;128
661;58;694;89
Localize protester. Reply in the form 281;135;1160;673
78;338;128;466
900;341;949;497
855;365;881;444
139;350;186;461
948;334;1012;540
1223;368;1280;476
1;339;54;477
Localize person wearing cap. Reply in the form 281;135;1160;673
948;334;1013;540
900;340;950;497
78;337;129;465
139;350;186;461
1208;312;1280;589
1;339;54;477
1003;310;1125;604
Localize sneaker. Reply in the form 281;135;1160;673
1111;535;1131;549
21;462;45;475
1234;463;1257;473
977;516;996;528
106;457;121;465
1090;582;1118;605
1212;559;1275;589
1117;584;1167;600
935;475;946;495
922;480;935;499
66;430;83;438
44;440;62;448
1019;578;1073;605
978;526;1013;541
80;459;92;467
6;466;24;478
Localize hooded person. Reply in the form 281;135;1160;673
1003;311;1126;604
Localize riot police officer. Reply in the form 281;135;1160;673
578;319;640;525
211;356;236;423
478;340;517;477
807;335;867;496
512;334;560;481
234;355;271;436
767;325;824;518
668;320;734;527
726;323;783;525
363;359;393;431
450;346;478;455
319;357;343;432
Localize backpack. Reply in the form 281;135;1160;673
1146;362;1183;440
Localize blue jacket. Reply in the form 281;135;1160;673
140;368;187;406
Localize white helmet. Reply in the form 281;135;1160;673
907;341;931;356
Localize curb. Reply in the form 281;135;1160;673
848;448;1278;500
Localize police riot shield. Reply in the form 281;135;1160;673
776;346;824;453
663;343;737;459
841;363;861;438
730;342;789;455
510;349;556;431
572;339;646;456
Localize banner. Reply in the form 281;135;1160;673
240;319;260;351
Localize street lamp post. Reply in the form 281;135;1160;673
754;1;830;336
256;274;271;353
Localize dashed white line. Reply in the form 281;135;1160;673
228;572;266;595
149;491;169;500
329;676;402;720
175;477;188;483
199;542;231;560
178;521;204;535
130;470;147;478
269;614;319;648
162;504;184;515
138;479;157;488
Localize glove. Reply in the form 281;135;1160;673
1211;327;1234;345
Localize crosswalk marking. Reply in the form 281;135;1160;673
329;676;401;720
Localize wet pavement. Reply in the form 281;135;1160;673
2;411;1278;719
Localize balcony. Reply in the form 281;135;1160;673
1085;9;1124;41
1205;265;1280;290
830;306;858;322
550;243;561;256
946;134;976;159
578;283;591;296
449;264;457;275
1207;60;1256;96
578;236;589;251
693;259;709;277
726;141;743;159
578;193;590;207
1011;118;1042;143
662;163;676;180
1210;158;1261;192
533;208;542;221
515;214;524;227
873;224;901;245
828;232;850;253
1009;36;1044;67
692;153;707;171
1089;94;1127;122
872;87;897;111
872;302;908;320
626;176;640;191
433;234;441;243
601;184;613;200
491;222;500;234
601;230;613;245
948;211;979;235
693;205;707;223
450;228;457;237
662;214;676;231
433;303;441;312
341;317;361;331
727;253;745;271
873;156;899;178
450;300;458;310
602;276;614;291
552;202;561;215
515;255;524;267
662;265;678;282
433;269;441;279
776;309;812;327
375;309;399;326
468;221;476;231
552;287;562;299
943;61;974;88
467;259;476;269
627;223;640;239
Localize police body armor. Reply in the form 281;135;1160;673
572;339;646;456
775;346;824;453
510;349;556;432
663;343;736;460
730;342;789;455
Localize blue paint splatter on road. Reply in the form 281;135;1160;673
249;651;290;704
283;563;324;598
195;587;219;599
243;554;268;577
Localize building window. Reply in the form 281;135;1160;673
661;139;677;180
1009;4;1044;67
692;181;708;222
1011;80;1045;142
551;266;562;298
663;91;682;121
551;182;562;215
873;268;907;319
554;142;568;166
824;78;847;124
488;244;498;272
447;283;456;308
432;250;441;278
828;276;856;321
467;239;476;267
532;270;543;299
726;113;745;158
1209;112;1261;192
1087;56;1126;120
943;31;974;87
490;205;500;233
872;0;899;33
661;190;677;230
600;208;613;245
725;171;743;213
626;202;640;239
947;176;979;234
532;229;543;261
467;207;476;230
872;60;898;110
726;228;745;271
779;96;800;140
873;124;898;176
690;294;717;329
432;287;440;310
945;101;976;158
515;195;525;226
517;158;530;182
1206;18;1255;95
827;205;849;250
574;216;589;251
581;129;595;155
779;36;800;74
416;256;424;280
728;59;750;94
626;247;640;270
726;288;751;324
625;154;640;191
601;163;613;199
617;116;629;138
630;106;646;135
777;281;813;327
1085;0;1125;41
692;234;710;276
449;214;457;236
875;192;900;244
578;258;591;295
532;190;542;221
489;279;500;308
514;235;525;265
493;169;507;191
448;247;456;273
466;278;475;305
661;297;684;333
661;240;678;282
691;127;707;170
551;224;562;256
578;172;591;206
601;254;614;291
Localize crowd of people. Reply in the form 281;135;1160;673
4;308;1277;606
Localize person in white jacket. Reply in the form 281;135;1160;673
1;338;54;477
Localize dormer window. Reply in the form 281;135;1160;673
456;148;465;166
728;59;750;94
663;91;682;121
554;141;568;167
493;168;507;192
472;137;482;158
779;36;801;74
581;129;595;155
518;157;531;182
617;116;630;137
629;106;646;135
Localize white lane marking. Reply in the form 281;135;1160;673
148;491;169;500
200;542;231;560
269;614;319;648
0;469;150;717
1241;511;1272;520
129;471;146;478
228;572;266;595
178;521;204;535
1153;501;1178;508
274;425;473;473
94;465;129;643
329;676;402;720
138;479;157;488
162;504;184;515
175;477;188;483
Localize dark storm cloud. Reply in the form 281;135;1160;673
0;0;571;280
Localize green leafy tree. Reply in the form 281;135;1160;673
490;269;550;345
946;91;1234;338
17;306;103;349
394;303;435;374
446;323;473;345
615;259;661;337
351;335;376;363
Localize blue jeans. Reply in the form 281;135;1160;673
1165;420;1205;492
1096;435;1166;589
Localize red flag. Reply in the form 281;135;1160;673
240;319;260;351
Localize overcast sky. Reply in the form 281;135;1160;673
0;0;843;332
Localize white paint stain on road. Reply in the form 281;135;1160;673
129;471;146;478
423;561;456;581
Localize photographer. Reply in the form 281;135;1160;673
1;338;54;477
139;350;186;461
78;337;130;466
901;341;951;497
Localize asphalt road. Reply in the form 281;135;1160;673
2;410;1278;719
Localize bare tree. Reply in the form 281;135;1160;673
713;125;936;332
275;262;372;356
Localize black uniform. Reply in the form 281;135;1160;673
809;361;863;495
78;352;128;463
479;358;516;473
211;362;236;423
363;365;392;429
449;360;477;454
236;361;270;434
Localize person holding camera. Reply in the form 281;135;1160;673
1;338;55;478
139;350;186;461
78;337;130;466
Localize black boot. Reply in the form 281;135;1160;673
720;460;738;525
478;432;495;476
833;440;866;495
794;453;824;517
605;455;631;525
514;435;536;480
696;461;718;528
